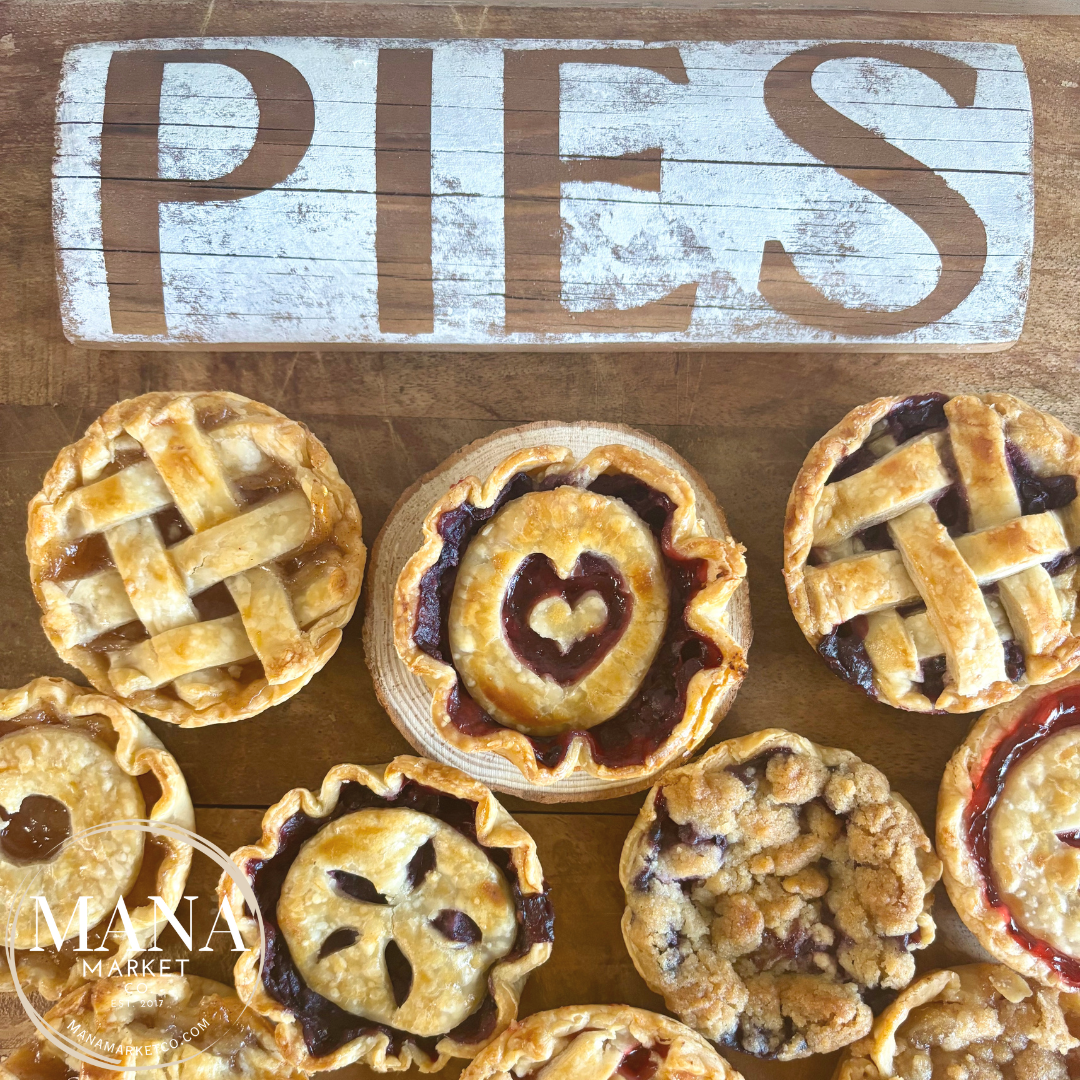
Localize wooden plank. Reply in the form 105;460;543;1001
52;36;1033;350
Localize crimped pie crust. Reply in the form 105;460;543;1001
620;729;941;1061
833;964;1080;1080
0;975;302;1079
0;677;193;1000
458;1005;743;1080
785;393;1080;713
220;757;552;1073
393;443;748;785
27;391;365;727
939;668;1080;990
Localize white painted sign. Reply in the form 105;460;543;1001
54;38;1033;349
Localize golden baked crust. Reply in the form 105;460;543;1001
938;668;1080;991
27;391;365;727
785;393;1080;713
620;729;941;1061
219;756;552;1073
458;1005;743;1080
0;677;193;1000
0;975;302;1079
833;964;1080;1080
393;443;748;785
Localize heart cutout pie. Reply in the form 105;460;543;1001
503;552;632;686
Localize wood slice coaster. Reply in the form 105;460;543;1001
363;420;752;803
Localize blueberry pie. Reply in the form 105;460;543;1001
458;1005;742;1080
785;393;1080;712
219;757;554;1072
619;729;941;1061
835;964;1080;1080
393;443;748;785
27;391;366;727
939;669;1080;991
0;678;193;999
0;975;302;1079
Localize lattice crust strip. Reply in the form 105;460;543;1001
28;393;366;727
786;393;1080;713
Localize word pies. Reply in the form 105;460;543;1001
0;678;192;999
785;392;1080;712
835;964;1080;1080
393;443;748;785
28;391;366;726
0;976;302;1079
939;669;1080;991
220;757;554;1072
458;1005;742;1080
619;730;941;1061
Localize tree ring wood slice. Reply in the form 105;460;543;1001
363;420;752;803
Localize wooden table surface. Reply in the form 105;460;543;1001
1;3;1079;1077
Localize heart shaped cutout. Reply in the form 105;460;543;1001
0;794;72;863
502;552;633;686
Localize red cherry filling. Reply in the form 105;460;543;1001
965;683;1080;986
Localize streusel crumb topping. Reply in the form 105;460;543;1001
620;732;941;1061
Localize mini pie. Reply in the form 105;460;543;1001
785;392;1080;713
458;1005;743;1080
834;964;1080;1080
27;391;366;727
219;756;554;1072
393;443;748;785
0;975;302;1079
0;678;193;999
619;729;941;1061
939;668;1080;992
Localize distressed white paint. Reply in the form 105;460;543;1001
53;37;1034;348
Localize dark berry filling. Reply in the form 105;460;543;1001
502;551;632;685
965;683;1080;987
1006;444;1078;516
431;909;482;944
632;790;726;891
247;780;554;1059
817;617;874;697
413;472;721;770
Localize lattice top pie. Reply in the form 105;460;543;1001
835;965;1080;1080
785;392;1080;713
938;668;1080;992
620;729;941;1061
458;1005;743;1080
27;392;366;727
393;443;748;785
0;976;303;1080
219;757;554;1073
0;678;193;1000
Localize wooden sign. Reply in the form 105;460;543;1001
54;38;1033;350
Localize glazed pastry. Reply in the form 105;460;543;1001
27;391;365;726
834;964;1080;1080
619;729;941;1061
0;678;193;999
393;443;748;785
219;757;554;1072
939;669;1080;991
785;392;1080;712
0;976;302;1079
458;1005;743;1080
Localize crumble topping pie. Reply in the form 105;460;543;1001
939;668;1080;991
27;391;365;727
458;1005;743;1080
393;442;748;785
0;678;193;1000
619;729;941;1061
0;976;302;1079
835;964;1080;1080
785;393;1080;712
219;757;554;1073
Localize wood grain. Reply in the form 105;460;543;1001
363;419;752;802
1;4;1080;1079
